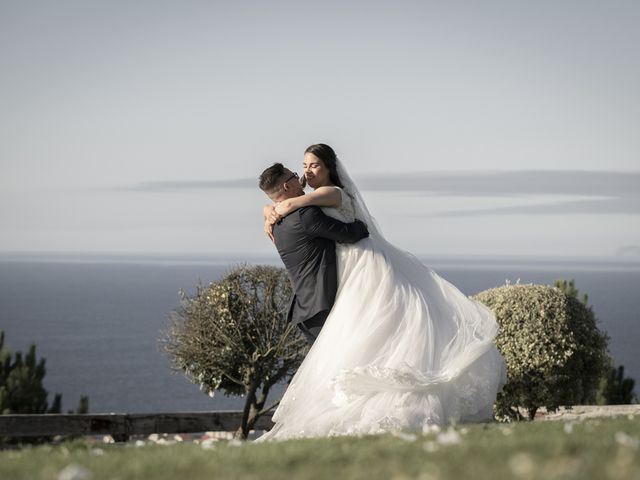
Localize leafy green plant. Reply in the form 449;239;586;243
1;331;88;443
553;278;637;405
472;283;609;420
597;361;637;405
0;331;61;415
161;264;308;439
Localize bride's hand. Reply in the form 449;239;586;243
265;204;282;225
274;201;293;217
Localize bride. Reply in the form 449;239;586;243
255;144;507;441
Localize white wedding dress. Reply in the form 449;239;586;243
255;161;507;442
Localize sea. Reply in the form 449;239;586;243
1;252;638;414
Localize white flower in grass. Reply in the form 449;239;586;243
421;424;441;435
508;452;534;477
436;427;461;445
201;439;217;450
57;464;93;480
391;431;417;442
156;438;176;446
422;441;439;453
614;431;639;449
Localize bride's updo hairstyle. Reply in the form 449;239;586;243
305;143;344;188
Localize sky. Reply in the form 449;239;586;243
1;0;638;258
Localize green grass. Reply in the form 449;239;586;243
1;416;639;480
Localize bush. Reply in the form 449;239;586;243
597;363;637;404
553;279;637;405
1;331;89;443
0;331;61;415
161;264;308;439
472;283;609;420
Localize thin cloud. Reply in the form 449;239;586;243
116;179;256;192
357;170;640;216
121;169;640;196
431;197;640;217
356;170;640;198
118;170;640;215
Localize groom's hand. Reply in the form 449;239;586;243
262;204;282;243
353;220;369;240
264;219;275;243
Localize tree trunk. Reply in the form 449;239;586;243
235;377;260;439
509;406;523;421
241;384;273;438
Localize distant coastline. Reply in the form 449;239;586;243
1;251;639;272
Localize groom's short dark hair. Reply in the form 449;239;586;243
259;163;286;193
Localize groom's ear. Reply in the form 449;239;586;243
267;191;280;202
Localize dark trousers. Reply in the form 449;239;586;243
297;310;330;345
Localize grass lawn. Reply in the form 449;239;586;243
1;415;639;480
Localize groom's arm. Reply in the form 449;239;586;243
298;207;369;244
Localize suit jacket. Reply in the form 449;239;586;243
272;206;369;325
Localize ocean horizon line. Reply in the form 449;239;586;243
1;250;639;271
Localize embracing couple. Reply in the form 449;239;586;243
255;144;507;442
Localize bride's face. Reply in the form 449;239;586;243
303;152;331;189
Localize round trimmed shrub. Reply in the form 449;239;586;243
161;264;308;438
472;283;609;420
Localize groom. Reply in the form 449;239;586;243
259;163;369;344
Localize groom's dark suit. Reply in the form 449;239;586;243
272;206;368;344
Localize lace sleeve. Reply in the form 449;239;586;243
336;159;385;241
331;186;357;222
